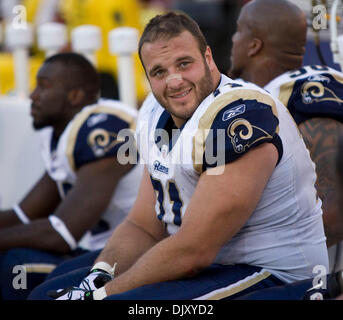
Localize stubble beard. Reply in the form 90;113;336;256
154;63;214;123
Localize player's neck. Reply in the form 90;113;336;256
52;120;69;140
212;69;222;90
53;105;85;139
244;58;287;88
52;113;77;140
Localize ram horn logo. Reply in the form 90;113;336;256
227;118;273;153
301;81;343;104
87;128;125;157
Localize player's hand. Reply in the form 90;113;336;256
80;267;113;291
48;262;115;300
48;286;94;300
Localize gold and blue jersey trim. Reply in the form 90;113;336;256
66;105;136;171
192;89;278;174
193;270;272;300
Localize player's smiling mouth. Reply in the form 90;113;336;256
169;88;192;99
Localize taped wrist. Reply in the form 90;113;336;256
92;287;108;300
86;262;117;289
91;261;116;276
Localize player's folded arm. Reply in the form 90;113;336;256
179;94;282;267
49;109;137;251
177;142;279;269
0;172;61;229
91;166;167;278
0;158;120;254
53;157;130;245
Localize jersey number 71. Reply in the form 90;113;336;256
150;177;183;226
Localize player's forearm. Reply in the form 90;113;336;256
103;234;211;296
95;219;160;276
0;209;22;229
324;218;343;248
0;219;70;253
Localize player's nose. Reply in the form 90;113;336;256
30;87;39;101
166;73;184;89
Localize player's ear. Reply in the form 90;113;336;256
67;87;85;106
204;46;215;71
248;38;263;57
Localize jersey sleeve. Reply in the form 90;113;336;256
284;68;343;124
67;105;136;170
193;89;281;173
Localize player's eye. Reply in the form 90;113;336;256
155;70;164;76
37;79;50;89
152;69;166;78
179;61;191;69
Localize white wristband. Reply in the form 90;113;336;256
48;215;77;250
93;286;107;300
13;204;30;224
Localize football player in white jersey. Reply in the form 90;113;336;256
228;0;343;299
229;0;343;249
29;12;327;301
0;53;142;299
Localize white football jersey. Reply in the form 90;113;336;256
39;99;143;250
137;75;328;283
265;65;343;274
264;65;343;125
